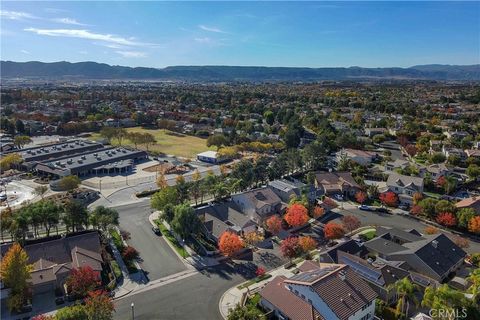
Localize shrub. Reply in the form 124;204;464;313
121;246;139;261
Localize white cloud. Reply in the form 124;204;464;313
194;37;213;44
115;51;146;58
51;18;89;26
0;10;38;20
198;25;227;34
24;28;156;47
20;49;31;54
44;8;69;14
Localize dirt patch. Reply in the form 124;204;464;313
143;163;190;175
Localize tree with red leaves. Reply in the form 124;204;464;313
405;144;417;157
298;236;317;253
84;290;115;320
265;215;282;234
355;191;367;204
284;203;309;228
435;212;457;227
280;237;300;259
398;135;409;147
436;176;447;192
324;222;345;240
379;191;399;207
255;267;266;277
121;246;139;261
468;216;480;234
410;205;423;216
218;231;244;257
341;215;361;233
312;206;325;219
65;266;100;298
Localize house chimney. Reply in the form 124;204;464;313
339;270;346;281
432;240;438;249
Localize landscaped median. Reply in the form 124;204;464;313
154;219;190;258
109;228;139;274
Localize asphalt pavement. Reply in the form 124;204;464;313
113;201;187;281
114;264;246;320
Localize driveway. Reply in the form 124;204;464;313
113;201;187;281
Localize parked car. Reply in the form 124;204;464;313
398;204;409;210
333;194;344;201
152;226;162;236
358;205;372;211
375;207;390;214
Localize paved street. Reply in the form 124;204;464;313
113;201;187;281
379;141;406;161
114;264;246;320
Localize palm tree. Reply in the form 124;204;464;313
367;184;379;199
422;284;466;320
388;277;417;319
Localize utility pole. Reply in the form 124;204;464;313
131;302;135;320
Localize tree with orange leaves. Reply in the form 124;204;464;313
379;191;399;207
324;222;345;240
412;192;423;205
218;231;244;257
298;236;317;253
312;206;325;219
355;191;367;204
0;243;33;312
265;215;282;234
424;226;439;235
468;216;480;234
84;290;115;320
284;203;309;228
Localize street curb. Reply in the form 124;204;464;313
218;263;289;319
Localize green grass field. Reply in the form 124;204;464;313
90;127;215;158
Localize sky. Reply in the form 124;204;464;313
1;1;479;68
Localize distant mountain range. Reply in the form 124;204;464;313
1;61;479;81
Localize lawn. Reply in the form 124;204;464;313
155;220;190;258
90;127;216;158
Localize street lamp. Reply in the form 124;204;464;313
131;302;135;320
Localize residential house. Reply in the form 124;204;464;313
386;173;424;205
419;163;451;181
195;202;257;242
444;130;469;140
0;231;104;296
268;179;317;203
384;159;410;173
231;187;283;223
259;261;377;320
336;148;378;166
314;172;362;198
465;149;480;159
455;196;480;215
365;127;387;137
363;229;466;282
442;146;467;160
318;239;366;264
337;251;409;304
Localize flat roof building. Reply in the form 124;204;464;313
8;140;104;165
35;146;148;178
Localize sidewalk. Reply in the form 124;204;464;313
110;238;147;299
218;265;296;319
148;211;220;270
